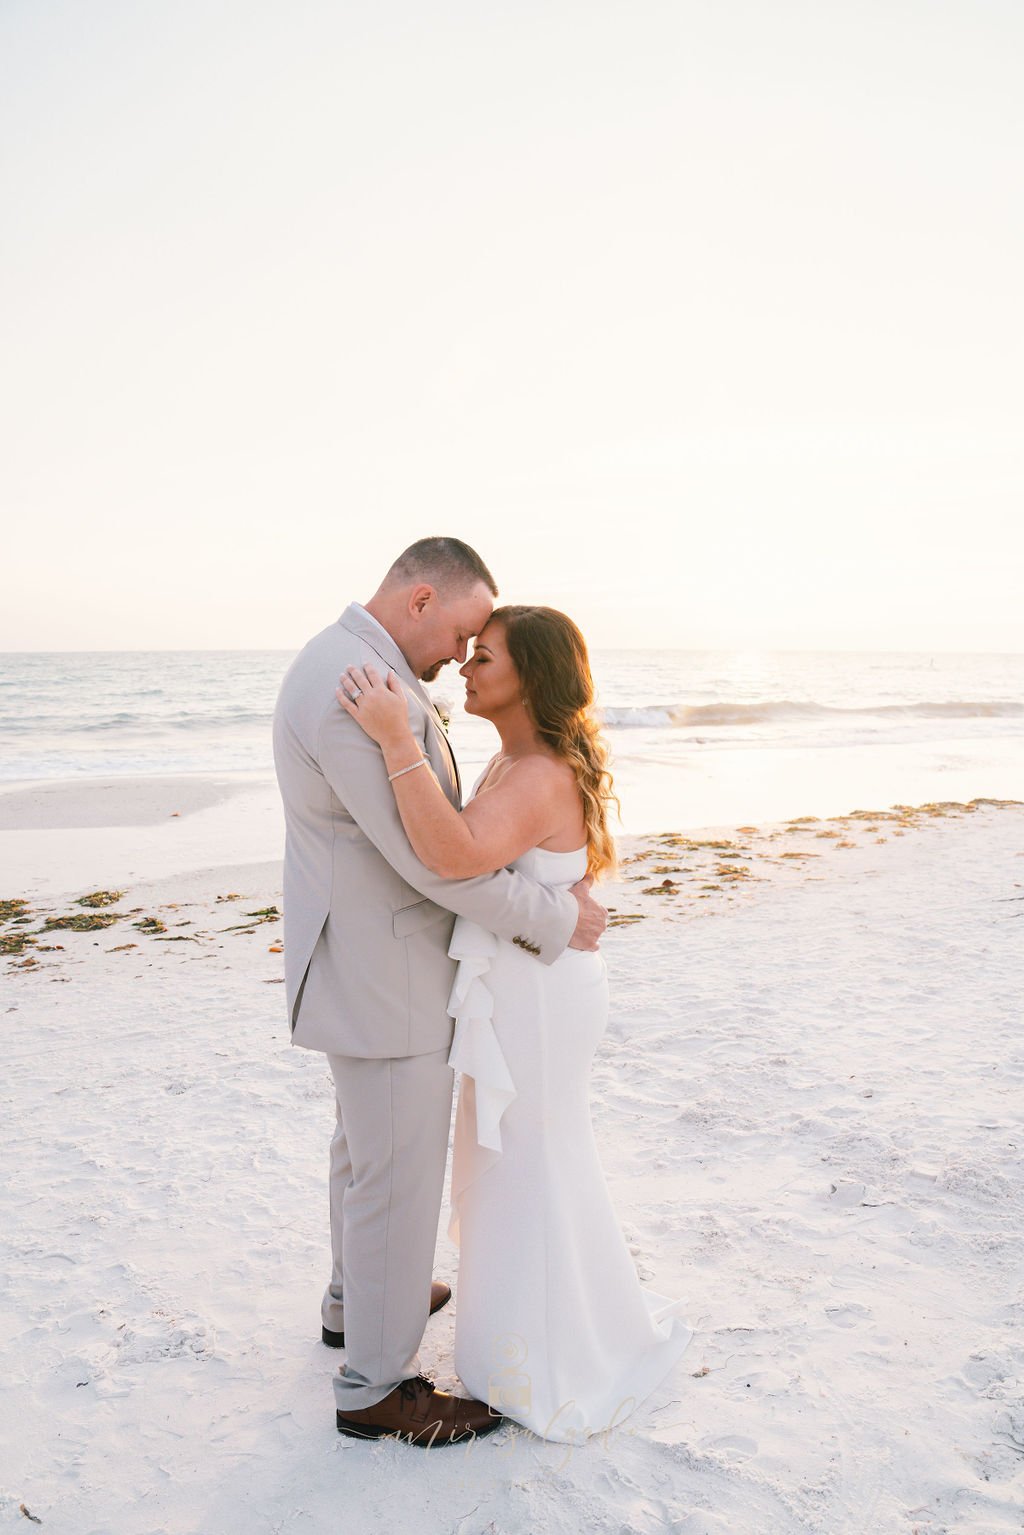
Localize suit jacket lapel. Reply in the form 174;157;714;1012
337;605;463;805
419;695;463;802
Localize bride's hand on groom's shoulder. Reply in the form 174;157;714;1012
335;663;412;749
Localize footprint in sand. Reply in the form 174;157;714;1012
961;1350;1020;1396
824;1301;873;1328
702;1433;759;1460
825;1180;869;1206
115;1314;215;1364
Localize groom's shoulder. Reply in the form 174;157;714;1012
275;619;356;725
284;619;359;680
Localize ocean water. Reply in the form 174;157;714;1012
1;647;1021;832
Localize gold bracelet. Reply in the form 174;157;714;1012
388;757;428;783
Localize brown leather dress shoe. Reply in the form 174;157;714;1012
321;1279;452;1348
335;1372;503;1445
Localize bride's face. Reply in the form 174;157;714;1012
459;621;522;720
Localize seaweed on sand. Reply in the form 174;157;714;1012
42;913;122;932
1;930;37;957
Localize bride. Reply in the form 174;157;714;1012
335;603;692;1443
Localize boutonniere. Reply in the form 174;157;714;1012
431;695;452;734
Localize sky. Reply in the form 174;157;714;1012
2;0;1022;654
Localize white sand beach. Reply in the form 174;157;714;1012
2;781;1022;1534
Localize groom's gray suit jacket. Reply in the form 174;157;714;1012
272;604;578;1058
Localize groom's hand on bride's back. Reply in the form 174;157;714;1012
567;874;606;952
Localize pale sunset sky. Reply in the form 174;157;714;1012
1;0;1021;654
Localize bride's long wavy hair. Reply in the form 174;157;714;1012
490;605;620;880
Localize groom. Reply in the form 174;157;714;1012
272;537;607;1445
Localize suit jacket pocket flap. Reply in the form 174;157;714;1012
392;897;450;939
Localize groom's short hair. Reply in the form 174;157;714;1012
384;537;498;599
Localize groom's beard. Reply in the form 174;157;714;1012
420;659;449;683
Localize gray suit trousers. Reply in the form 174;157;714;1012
322;1046;455;1410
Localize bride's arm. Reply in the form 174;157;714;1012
336;662;566;878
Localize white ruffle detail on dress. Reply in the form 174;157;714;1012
445;916;516;1245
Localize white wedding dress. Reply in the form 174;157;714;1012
444;778;693;1444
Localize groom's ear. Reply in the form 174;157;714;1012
408;584;435;617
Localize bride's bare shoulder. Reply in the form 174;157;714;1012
476;751;575;804
506;752;577;797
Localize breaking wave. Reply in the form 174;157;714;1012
599;699;1024;729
